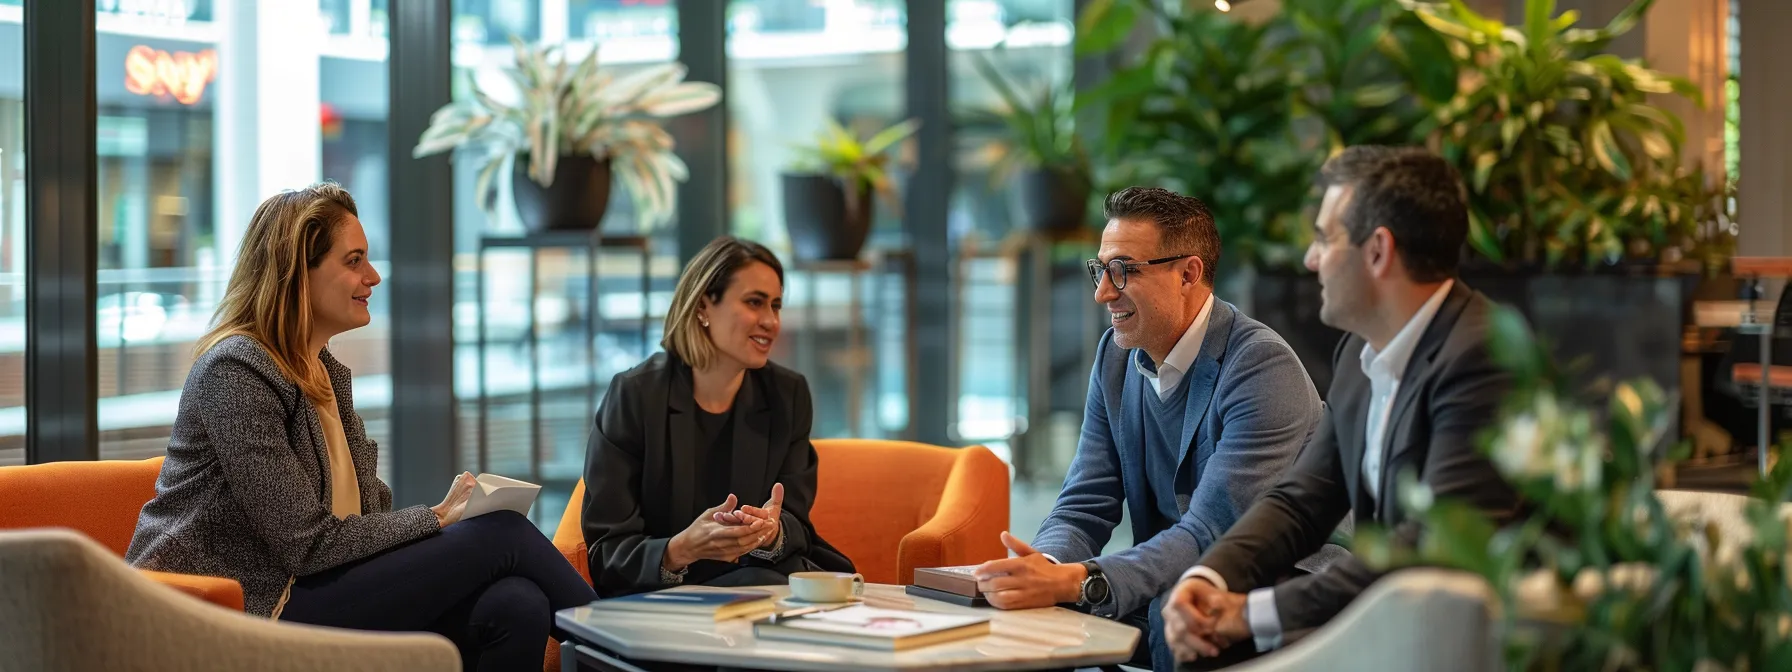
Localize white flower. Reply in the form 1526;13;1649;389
1553;440;1583;491
1578;437;1604;491
1572;567;1606;601
1715;543;1740;571
1516;570;1564;613
1493;413;1547;478
1401;481;1435;513
1609;563;1658;594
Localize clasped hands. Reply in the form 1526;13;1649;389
663;483;786;571
1162;577;1252;662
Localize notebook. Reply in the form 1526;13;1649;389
589;588;779;621
461;473;541;519
754;605;991;651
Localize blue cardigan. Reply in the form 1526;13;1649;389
1032;299;1321;619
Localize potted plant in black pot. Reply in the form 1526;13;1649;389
961;50;1092;236
781;118;919;262
411;37;720;233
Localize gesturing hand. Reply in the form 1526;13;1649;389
1162;577;1249;662
430;471;476;528
716;483;784;550
972;532;1088;610
664;494;772;571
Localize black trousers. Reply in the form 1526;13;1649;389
280;510;598;672
1120;595;1168;671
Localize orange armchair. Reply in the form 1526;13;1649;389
549;440;1011;587
809;440;1009;585
0;457;245;611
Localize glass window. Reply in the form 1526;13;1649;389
94;3;392;468
450;0;681;528
456;0;541;45
321;2;394;476
0;2;23;465
322;0;390;39
726;0;908;440
569;0;675;42
948;1;1076;466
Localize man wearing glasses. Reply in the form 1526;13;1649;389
972;187;1322;670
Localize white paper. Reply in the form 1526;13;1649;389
461;473;541;520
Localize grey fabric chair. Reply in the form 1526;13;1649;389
0;528;460;672
1225;568;1500;672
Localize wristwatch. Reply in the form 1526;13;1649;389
1077;560;1111;609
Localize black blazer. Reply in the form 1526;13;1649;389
1196;282;1522;635
581;352;853;596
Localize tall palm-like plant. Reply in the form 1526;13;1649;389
1405;0;1703;266
1078;1;1315;271
412;37;721;228
1285;0;1457;151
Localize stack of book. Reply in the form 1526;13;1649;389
906;566;987;607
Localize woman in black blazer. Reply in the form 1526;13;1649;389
126;183;594;671
583;236;854;596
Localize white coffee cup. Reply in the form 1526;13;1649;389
789;571;865;603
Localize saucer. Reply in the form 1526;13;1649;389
776;595;863;608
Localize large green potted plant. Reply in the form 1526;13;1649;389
781;118;919;262
1284;0;1457;150
960;50;1093;236
412;38;720;233
1403;0;1703;268
1246;0;1462;391
1076;1;1316;276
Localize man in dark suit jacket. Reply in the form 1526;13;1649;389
1163;146;1523;664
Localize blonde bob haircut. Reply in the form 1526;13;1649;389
662;236;785;370
196;182;359;404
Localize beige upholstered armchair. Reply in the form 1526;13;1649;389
0;528;460;671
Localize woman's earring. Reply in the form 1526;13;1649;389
700;317;710;328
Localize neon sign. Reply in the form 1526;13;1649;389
124;45;217;106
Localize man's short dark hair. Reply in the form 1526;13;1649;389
1317;146;1469;282
1102;187;1221;285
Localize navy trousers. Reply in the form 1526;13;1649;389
280;510;598;672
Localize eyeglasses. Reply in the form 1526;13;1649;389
1085;254;1195;290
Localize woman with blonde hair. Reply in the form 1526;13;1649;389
582;236;853;596
127;182;594;671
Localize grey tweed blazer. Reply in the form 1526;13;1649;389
125;335;439;617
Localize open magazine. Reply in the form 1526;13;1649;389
754;605;991;651
462;473;541;519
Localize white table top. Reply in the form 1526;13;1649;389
556;583;1142;672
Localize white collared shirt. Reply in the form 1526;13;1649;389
1180;279;1455;653
1134;294;1215;400
1358;279;1453;503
